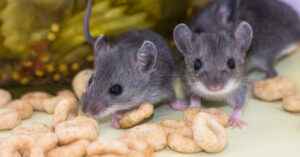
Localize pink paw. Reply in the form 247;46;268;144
170;100;188;111
189;97;202;108
228;116;248;128
111;112;123;129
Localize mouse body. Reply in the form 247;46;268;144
174;0;300;127
82;0;179;128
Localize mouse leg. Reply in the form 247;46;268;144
111;111;123;129
227;87;247;128
265;68;278;79
189;96;202;108
170;99;188;111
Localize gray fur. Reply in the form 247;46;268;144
190;0;300;73
82;29;175;116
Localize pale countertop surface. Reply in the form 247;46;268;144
1;49;300;157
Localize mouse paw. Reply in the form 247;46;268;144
228;116;248;128
170;100;188;111
111;112;123;129
189;97;202;108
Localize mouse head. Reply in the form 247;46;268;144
173;22;252;99
191;0;240;33
81;36;157;117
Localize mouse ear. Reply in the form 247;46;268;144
94;35;109;57
173;23;193;55
234;21;253;52
135;40;157;73
217;0;240;24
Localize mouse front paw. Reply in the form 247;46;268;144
228;115;248;128
111;112;123;129
170;100;188;111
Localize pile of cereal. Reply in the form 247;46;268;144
252;77;300;113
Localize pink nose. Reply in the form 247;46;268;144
208;85;222;91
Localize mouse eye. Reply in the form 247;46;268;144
109;84;123;96
194;59;202;71
227;58;235;69
88;76;93;86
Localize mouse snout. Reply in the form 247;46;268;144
82;98;108;116
205;76;225;92
207;84;223;91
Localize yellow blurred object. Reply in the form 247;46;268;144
86;55;94;62
20;77;29;85
53;73;61;81
58;64;68;72
51;23;60;33
35;70;44;77
71;63;80;71
23;61;33;67
12;72;20;80
40;55;50;63
47;33;56;41
46;63;55;73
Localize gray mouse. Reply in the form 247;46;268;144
173;0;300;127
81;0;182;128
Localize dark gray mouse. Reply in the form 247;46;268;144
81;0;180;128
174;0;300;127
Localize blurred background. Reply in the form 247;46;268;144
0;0;212;93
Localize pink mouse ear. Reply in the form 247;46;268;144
135;40;157;73
93;35;110;60
217;0;240;24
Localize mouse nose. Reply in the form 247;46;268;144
82;99;107;116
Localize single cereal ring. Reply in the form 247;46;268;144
0;135;44;157
87;140;130;156
167;127;202;153
252;77;294;101
52;97;78;127
42;96;64;114
55;116;99;145
2;100;33;119
124;124;167;151
47;139;89;157
12;122;53;135
119;103;154;128
193;113;228;153
11;122;56;152
57;90;76;98
122;138;154;157
0;108;21;130
72;69;93;99
283;93;300;112
184;107;229;127
21;91;53;111
160;119;191;135
0;89;12;106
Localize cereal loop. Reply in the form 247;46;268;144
192;112;228;153
0;135;44;157
253;77;294;101
12;122;53;135
124;124;167;151
21;91;53;111
160;119;191;135
2;100;33;119
119;103;154;128
57;90;76;98
72;69;93;99
283;93;300;112
52;97;78;127
55;116;98;145
167;127;202;153
0;108;21;130
0;89;12;106
47;139;90;157
184;107;229;127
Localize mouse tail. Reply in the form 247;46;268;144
84;0;96;45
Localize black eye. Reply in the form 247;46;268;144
88;76;93;86
194;28;202;34
194;59;202;71
227;58;235;69
109;84;123;96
